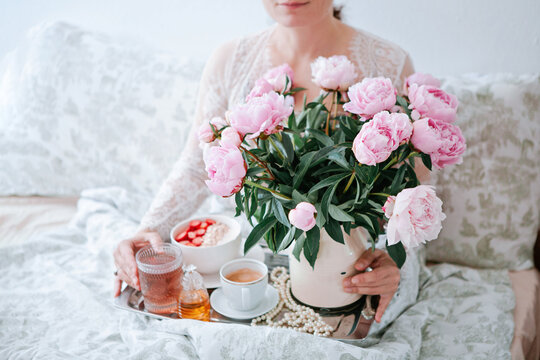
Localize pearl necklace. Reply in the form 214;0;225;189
251;267;334;337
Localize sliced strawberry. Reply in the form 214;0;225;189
189;220;201;229
196;228;206;236
192;237;204;246
199;221;209;229
175;231;188;241
205;218;216;225
187;231;197;240
178;240;192;246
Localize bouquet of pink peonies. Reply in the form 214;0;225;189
200;56;466;268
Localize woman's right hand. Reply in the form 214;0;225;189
113;230;163;297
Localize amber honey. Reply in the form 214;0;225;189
179;289;211;321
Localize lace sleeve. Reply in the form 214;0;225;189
137;41;236;240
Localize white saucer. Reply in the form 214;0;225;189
210;285;279;320
201;244;265;288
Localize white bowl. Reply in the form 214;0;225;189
170;215;242;275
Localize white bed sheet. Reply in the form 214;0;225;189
0;196;78;247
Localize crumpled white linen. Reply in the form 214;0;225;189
0;187;514;359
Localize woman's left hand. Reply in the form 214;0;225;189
342;249;400;323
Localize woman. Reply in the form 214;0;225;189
113;0;418;325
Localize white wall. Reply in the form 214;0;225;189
0;0;539;76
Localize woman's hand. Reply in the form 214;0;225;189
342;249;400;323
113;230;163;297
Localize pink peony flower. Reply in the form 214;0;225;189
220;127;242;148
246;78;275;102
198;122;216;143
288;202;317;231
229;91;294;140
311;55;357;91
352;111;413;165
343;77;397;121
382;196;396;218
203;145;247;197
263;64;294;93
411;118;466;169
386;185;446;248
408;84;458;123
404;73;441;94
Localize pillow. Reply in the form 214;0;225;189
0;21;203;197
427;73;540;270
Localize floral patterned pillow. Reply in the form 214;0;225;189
0;21;203;197
427;74;540;270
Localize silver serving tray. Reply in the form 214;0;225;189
113;253;373;340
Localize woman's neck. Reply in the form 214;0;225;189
270;17;354;64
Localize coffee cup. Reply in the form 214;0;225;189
219;258;268;311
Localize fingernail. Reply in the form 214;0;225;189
355;263;365;271
352;277;360;285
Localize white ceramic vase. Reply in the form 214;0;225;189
288;226;369;308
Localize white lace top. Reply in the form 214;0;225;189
139;26;413;239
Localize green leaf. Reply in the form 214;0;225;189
356;164;379;184
282;75;290;94
396;95;409;111
244;216;278;254
306;104;324;129
235;191;244;216
328;151;350;169
343;222;351;236
308;173;348;194
296;111;308;130
249;188;258;216
336;116;359;139
293;151;316;189
307;129;334;147
355;214;376;234
389;165;407;195
314;202;326;227
292;234;306;261
281;132;295;163
320;182;337;220
397;145;411;163
405;162;420;187
325;218;344;244
244;187;252;218
367;200;384;214
277;226;296;252
386;240;407;268
304;226;320;268
409;155;416;168
246;166;264;177
328;204;355;222
272;198;290;227
292;189;310;204
421;153;433;171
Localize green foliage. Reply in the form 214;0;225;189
234;92;428;268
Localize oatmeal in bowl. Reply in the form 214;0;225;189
170;215;242;274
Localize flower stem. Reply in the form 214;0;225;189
240;146;275;181
343;171;356;193
368;192;391;197
244;180;292;200
331;91;338;131
325;91;336;135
